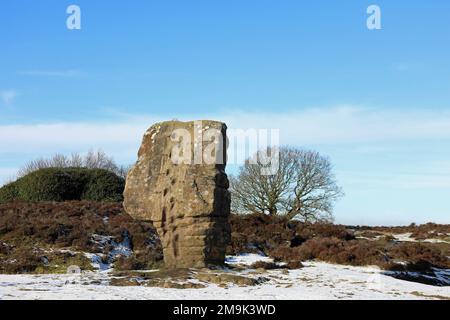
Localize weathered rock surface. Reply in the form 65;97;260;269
124;120;230;268
110;268;268;288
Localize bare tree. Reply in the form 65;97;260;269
230;146;343;222
84;149;117;172
230;147;297;216
69;152;84;167
17;149;130;179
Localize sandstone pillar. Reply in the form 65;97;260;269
124;120;230;268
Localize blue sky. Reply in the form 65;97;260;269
1;1;450;225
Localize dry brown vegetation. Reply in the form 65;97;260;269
0;203;449;278
0;201;162;274
355;223;450;241
227;213;450;272
227;213;355;255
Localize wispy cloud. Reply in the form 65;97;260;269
18;69;84;77
340;171;450;190
1;106;450;146
0;90;18;106
1;105;450;159
223;106;450;145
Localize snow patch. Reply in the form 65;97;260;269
1;254;449;300
393;232;450;244
85;233;133;271
226;253;274;266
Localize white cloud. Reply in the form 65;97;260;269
225;106;450;145
0;122;149;165
1;105;450;168
0;90;18;106
340;171;450;190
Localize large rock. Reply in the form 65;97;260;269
124;120;231;268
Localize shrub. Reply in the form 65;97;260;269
268;246;302;262
0;242;12;255
114;251;164;271
227;213;297;256
0;168;124;203
0;182;19;203
295;223;355;242
228;214;450;272
81;169;125;202
361;223;450;242
0;246;41;274
114;255;142;271
286;260;304;269
227;213;355;256
17;168;87;202
381;235;396;242
296;237;344;261
0;201;163;273
388;242;450;269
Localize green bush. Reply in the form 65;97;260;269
0;168;124;203
17;168;87;202
0;182;19;203
82;169;125;202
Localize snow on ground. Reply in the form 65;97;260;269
82;233;133;271
226;253;274;266
357;232;450;244
1;254;449;300
390;232;450;244
423;238;450;244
